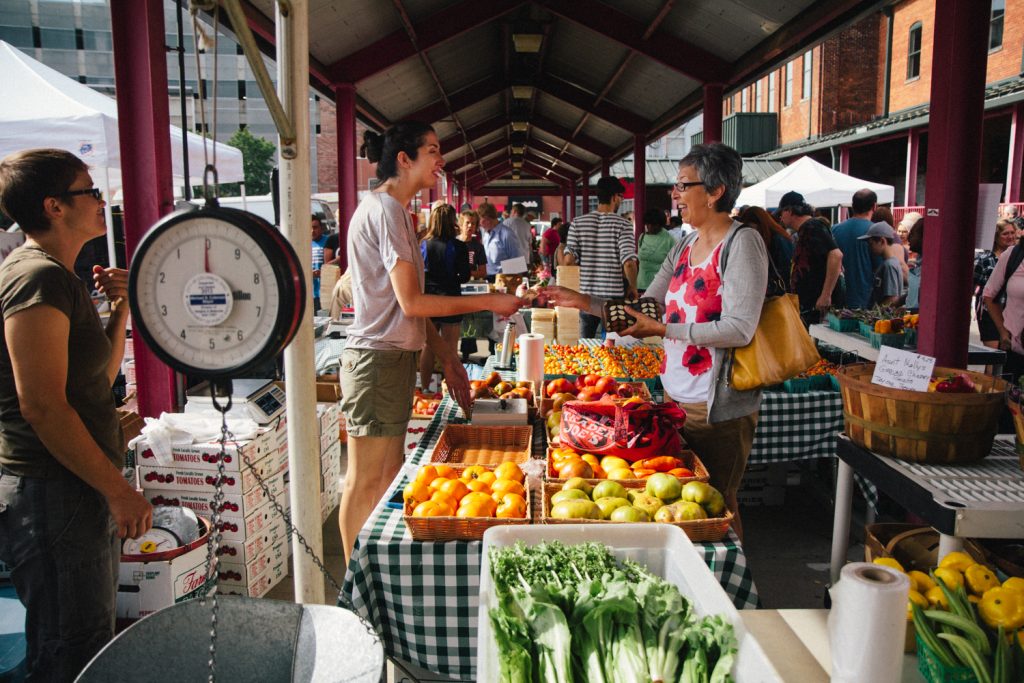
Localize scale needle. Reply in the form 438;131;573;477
204;240;211;273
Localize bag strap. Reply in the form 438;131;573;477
995;243;1024;304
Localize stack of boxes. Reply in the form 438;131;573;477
133;420;291;599
317;400;342;523
555;266;581;345
530;307;556;341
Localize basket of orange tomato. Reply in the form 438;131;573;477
547;446;709;484
402;460;531;541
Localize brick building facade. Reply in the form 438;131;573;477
723;0;1024;206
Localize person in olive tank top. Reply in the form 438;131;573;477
0;149;152;682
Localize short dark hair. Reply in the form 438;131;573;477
511;203;526;216
360;121;435;183
679;143;744;213
643;208;665;228
0;149;88;234
551;217;562;227
851;189;877;214
669;215;682;227
595;176;625;204
788;202;815;217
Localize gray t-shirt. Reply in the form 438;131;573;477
872;256;904;304
503;216;534;257
345;192;426;351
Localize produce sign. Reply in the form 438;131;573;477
548;447;706;483
487;540;737;683
896;550;1023;682
544;344;663;379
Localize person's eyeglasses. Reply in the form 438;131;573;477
63;188;103;201
673;181;705;192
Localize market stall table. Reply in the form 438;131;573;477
809;324;1006;375
829;435;1024;585
341;397;759;680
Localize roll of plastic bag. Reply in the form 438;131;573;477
517;333;545;392
828;562;910;683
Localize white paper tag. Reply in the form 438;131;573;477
500;256;527;274
871;345;936;391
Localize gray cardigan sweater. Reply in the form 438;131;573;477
589;221;769;423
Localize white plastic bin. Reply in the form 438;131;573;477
477;523;781;682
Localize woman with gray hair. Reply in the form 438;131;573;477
544;143;768;539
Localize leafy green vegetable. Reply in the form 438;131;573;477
487;541;738;683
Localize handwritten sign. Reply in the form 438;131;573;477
500;256;528;274
871;345;936;391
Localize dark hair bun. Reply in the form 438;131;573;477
360;131;383;163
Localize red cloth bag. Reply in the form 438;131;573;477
558;400;686;462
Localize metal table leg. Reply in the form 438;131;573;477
830;459;855;586
938;533;964;561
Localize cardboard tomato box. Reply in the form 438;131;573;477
116;540;214;621
217;537;289;586
321;440;342;476
216;515;287;567
138;449;279;495
219;554;288;598
133;431;271;472
143;469;288;517
214;500;286;543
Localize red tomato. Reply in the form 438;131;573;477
581;373;600;387
594;377;618;396
577;387;603;402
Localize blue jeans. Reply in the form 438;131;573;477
0;468;119;682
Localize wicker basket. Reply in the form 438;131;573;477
547;448;709;484
540;482;732;542
836;364;1008;464
428;425;533;465
403;493;531;541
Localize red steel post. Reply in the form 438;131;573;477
633;134;646;242
335;83;357;272
702;83;724;145
917;0;990;366
110;0;176;417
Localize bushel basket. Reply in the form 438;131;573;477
836;364;1007;464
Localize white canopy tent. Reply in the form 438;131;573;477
736;155;895;209
0;40;244;192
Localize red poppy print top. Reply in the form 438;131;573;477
661;241;724;403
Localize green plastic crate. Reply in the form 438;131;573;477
915;634;975;683
858;320;875;337
827;312;858;332
869;331;906;349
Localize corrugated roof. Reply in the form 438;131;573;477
227;0;884;191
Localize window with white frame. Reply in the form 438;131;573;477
802;50;812;100
784;62;793;107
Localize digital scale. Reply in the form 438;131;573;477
184;378;286;425
470;397;528;425
461;282;489;295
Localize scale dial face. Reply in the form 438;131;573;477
122;527;182;556
129;207;305;378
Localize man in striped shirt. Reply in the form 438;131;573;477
564;176;639;337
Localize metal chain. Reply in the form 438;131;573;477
235;421;344;593
200;387;232;683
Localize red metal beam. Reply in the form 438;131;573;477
403;80;497;126
440;116;507;152
530;114;615;158
110;0;177;417
536;74;649;133
526;137;593;174
523;158;574;184
466;161;512;186
472;184;567;196
525;148;583;175
329;0;525;84
446;139;509;174
533;0;729;83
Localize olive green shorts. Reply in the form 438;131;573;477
677;401;759;499
339;347;418;437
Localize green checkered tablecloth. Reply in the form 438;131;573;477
340;373;760;680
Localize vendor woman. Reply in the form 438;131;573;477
338;122;522;564
544;143;768;539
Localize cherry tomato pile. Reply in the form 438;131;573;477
543;344;663;379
